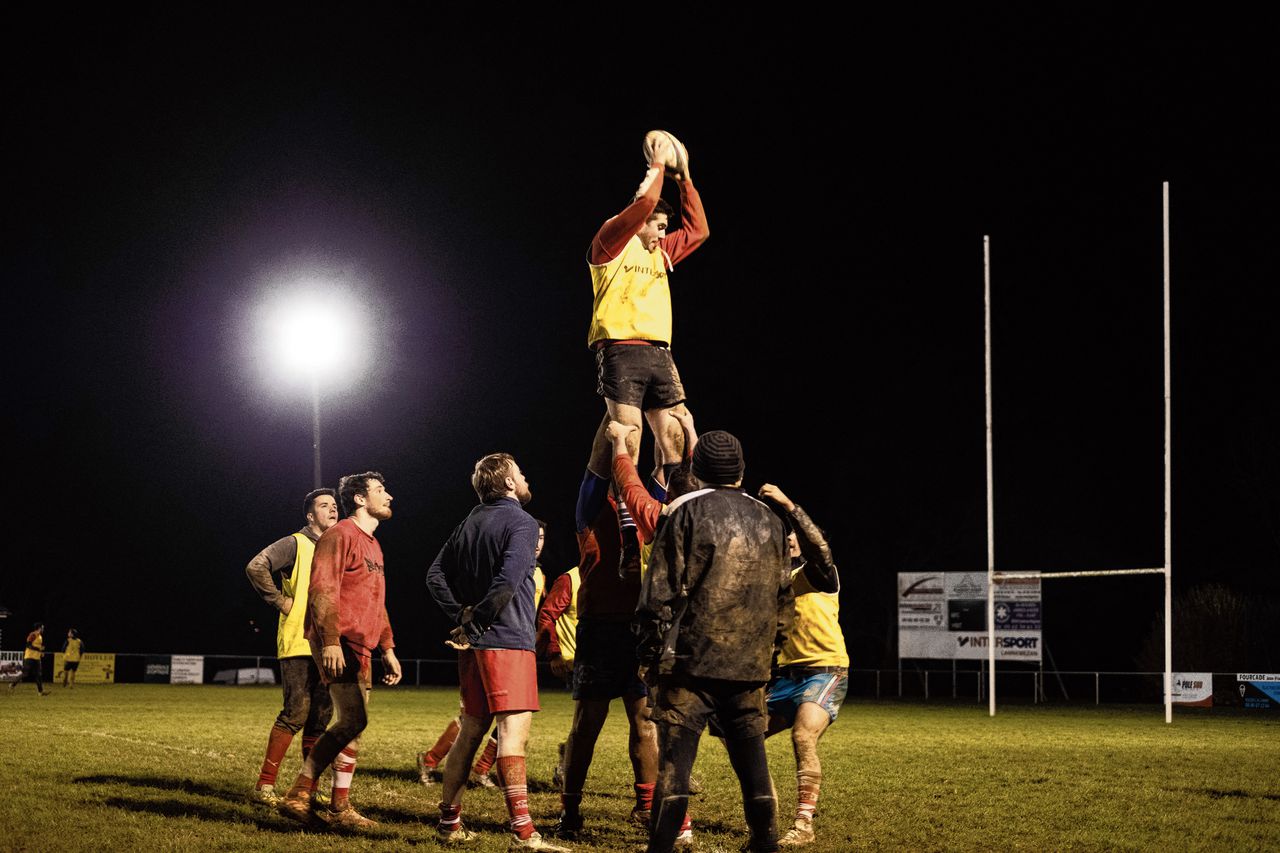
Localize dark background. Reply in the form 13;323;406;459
5;14;1275;672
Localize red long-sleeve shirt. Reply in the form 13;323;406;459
305;518;394;659
576;497;640;620
613;452;662;545
590;167;708;266
536;571;574;658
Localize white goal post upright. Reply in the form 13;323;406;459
1163;181;1172;724
984;236;996;717
984;185;1173;722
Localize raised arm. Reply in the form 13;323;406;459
590;160;667;264
608;421;662;544
244;535;299;612
758;484;839;594
660;177;709;266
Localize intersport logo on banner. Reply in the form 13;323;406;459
956;635;1040;650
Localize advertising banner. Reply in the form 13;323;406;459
213;667;276;685
0;650;22;682
170;655;205;684
1171;672;1213;707
899;572;1042;662
52;652;115;684
144;655;172;684
1236;673;1280;710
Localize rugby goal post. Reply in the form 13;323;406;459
983;183;1173;722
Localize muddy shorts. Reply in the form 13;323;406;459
595;341;686;410
652;676;768;740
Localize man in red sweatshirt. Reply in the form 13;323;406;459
278;471;402;830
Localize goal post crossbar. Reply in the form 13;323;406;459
994;568;1165;580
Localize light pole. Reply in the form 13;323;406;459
311;372;322;489
261;284;364;490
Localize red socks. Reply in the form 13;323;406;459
472;736;498;775
496;755;535;840
635;781;655;812
257;724;294;787
425;718;461;768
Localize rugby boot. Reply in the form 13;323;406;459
510;832;571;851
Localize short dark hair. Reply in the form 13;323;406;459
303;488;337;520
666;459;698;501
472;453;516;502
33;622;43;631
337;472;385;516
649;198;674;221
535;518;547;532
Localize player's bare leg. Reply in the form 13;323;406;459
644;404;688;476
438;712;490;841
779;702;832;846
556;698;611;836
604;400;643;463
624;693;659;825
494;711;567;851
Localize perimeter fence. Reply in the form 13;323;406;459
5;651;1267;708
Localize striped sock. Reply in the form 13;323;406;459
617;499;637;532
332;746;358;809
496;756;535;840
438;802;463;832
257;724;294;787
796;770;821;823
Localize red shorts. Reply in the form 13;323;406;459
458;649;540;716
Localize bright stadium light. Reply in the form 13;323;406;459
248;275;372;489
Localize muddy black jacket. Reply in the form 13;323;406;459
636;487;793;681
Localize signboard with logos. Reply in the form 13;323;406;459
1171;672;1212;707
1236;673;1280;710
53;652;116;684
170;655;205;684
899;571;1042;662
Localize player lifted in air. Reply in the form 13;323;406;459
585;131;708;483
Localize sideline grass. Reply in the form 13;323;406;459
4;684;1277;851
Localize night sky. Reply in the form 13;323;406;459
6;16;1275;672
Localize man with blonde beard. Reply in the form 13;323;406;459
426;454;567;851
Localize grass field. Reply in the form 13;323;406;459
3;684;1278;852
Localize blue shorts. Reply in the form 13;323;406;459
766;668;848;725
572;618;647;701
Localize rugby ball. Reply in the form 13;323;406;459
642;130;690;181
